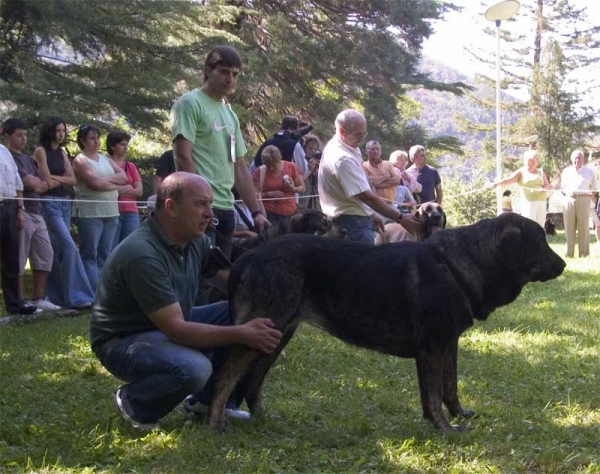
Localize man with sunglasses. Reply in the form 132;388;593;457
318;109;420;243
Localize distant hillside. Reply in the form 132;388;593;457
409;57;517;153
408;57;523;180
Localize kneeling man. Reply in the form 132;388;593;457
90;172;282;429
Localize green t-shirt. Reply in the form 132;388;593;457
89;218;211;348
171;89;247;210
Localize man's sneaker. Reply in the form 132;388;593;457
113;388;158;431
182;396;250;420
30;298;61;311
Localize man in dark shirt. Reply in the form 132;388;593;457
406;145;443;204
152;149;176;193
4;119;57;312
90;172;282;429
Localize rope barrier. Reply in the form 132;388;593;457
2;185;598;208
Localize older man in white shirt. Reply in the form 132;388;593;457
318;109;419;243
1;143;39;315
560;149;598;258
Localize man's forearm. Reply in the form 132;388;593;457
358;191;400;221
235;161;262;214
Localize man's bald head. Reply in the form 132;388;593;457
335;109;366;133
156;172;211;211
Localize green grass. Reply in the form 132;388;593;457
1;233;599;473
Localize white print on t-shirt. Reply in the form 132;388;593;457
213;120;232;133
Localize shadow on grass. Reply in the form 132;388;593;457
1;249;599;472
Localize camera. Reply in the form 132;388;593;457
313;151;322;161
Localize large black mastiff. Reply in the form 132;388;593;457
207;213;565;432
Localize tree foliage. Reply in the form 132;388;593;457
1;0;470;151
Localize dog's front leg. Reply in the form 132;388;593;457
206;347;260;429
415;349;463;432
442;338;475;420
239;324;299;416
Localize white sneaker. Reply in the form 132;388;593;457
31;298;61;311
182;396;250;420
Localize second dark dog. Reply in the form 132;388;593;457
231;209;346;261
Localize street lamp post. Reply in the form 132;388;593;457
485;0;520;215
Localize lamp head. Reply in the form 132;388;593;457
485;0;520;22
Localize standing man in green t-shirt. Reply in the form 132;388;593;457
171;45;269;259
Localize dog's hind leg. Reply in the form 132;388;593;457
238;323;300;416
205;346;260;429
415;348;464;432
442;338;475;420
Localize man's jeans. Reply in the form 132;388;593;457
93;302;234;424
41;198;95;307
112;212;139;249
76;216;118;290
332;214;374;244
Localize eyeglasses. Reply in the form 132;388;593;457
343;128;368;140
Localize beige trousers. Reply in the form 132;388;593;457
563;195;590;257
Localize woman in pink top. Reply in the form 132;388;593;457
107;130;143;248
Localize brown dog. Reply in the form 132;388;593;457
206;213;565;432
376;202;446;243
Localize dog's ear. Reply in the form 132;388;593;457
289;213;309;233
498;225;524;269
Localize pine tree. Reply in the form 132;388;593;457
1;0;469;150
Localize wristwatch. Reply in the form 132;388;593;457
395;213;403;223
18;205;25;210
251;210;264;218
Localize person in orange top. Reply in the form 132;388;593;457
252;145;305;224
362;140;400;204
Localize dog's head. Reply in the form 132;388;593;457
416;202;446;240
288;210;347;239
496;213;565;284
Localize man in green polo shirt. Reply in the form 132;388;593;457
90;172;282;430
171;45;269;259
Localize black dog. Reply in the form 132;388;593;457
231;209;346;261
544;217;556;236
206;213;565;432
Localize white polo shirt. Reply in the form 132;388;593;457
0;144;23;199
560;165;597;196
318;135;371;218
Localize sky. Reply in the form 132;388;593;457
422;0;600;104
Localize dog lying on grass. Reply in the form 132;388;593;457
206;213;565;432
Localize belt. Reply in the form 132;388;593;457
0;199;17;206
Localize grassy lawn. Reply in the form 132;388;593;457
1;233;599;473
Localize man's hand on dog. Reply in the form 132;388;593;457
241;318;283;353
399;214;421;234
371;214;385;234
253;213;271;232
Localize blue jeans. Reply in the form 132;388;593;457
112;212;139;249
76;216;118;290
332;214;374;244
93;302;234;423
205;208;235;260
266;212;290;225
41;198;95;307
